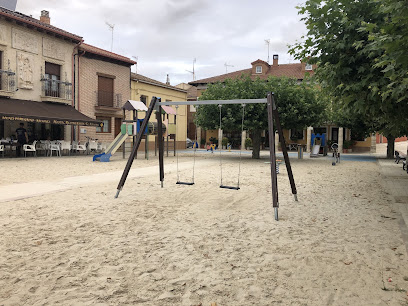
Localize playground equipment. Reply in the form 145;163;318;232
331;143;340;166
114;93;298;221
93;100;167;162
310;133;326;158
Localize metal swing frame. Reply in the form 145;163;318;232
115;92;298;221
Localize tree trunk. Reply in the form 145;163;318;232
386;135;395;159
252;129;261;159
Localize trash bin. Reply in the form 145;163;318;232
298;145;303;159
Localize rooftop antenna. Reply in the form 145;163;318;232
186;58;196;81
132;56;138;73
265;39;270;63
106;21;115;52
224;62;234;73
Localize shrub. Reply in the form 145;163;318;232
245;138;252;149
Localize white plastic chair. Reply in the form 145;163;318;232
23;140;37;157
49;141;61;157
88;141;98;154
0;144;4;157
72;141;86;154
36;140;49;156
60;141;72;155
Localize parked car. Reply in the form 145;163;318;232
186;138;194;148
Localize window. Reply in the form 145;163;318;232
140;95;147;105
96;117;111;133
305;63;313;71
45;62;61;97
98;76;114;107
256;66;262;74
290;129;304;140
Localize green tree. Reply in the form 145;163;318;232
289;0;408;157
195;75;326;159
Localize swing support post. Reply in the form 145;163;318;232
267;93;279;220
269;93;298;201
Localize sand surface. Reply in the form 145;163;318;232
0;149;408;305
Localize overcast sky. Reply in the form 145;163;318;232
15;0;306;86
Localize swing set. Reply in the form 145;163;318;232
114;92;297;221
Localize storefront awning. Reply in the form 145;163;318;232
0;98;102;127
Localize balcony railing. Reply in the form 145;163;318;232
97;90;122;108
0;69;16;92
41;78;72;100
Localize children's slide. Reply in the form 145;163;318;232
310;144;321;158
93;133;129;162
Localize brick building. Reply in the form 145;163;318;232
75;43;135;144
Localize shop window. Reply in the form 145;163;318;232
96;117;111;133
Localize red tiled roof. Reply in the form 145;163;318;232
0;6;82;42
189;61;315;85
79;43;136;65
131;73;187;93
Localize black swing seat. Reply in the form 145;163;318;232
176;181;194;186
220;185;240;190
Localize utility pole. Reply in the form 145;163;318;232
265;39;270;64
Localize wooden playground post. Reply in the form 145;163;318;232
157;102;164;188
269;93;298;201
115;97;159;198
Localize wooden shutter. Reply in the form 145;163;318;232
45;62;60;76
98;76;114;107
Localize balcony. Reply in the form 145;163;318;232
41;78;72;103
0;69;16;97
96;90;122;109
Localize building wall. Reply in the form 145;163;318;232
131;80;188;149
77;56;131;144
0;19;75;103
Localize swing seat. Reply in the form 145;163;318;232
176;181;194;186
220;185;240;190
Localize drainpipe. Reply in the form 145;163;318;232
72;40;83;141
76;49;86;142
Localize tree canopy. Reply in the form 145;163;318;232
195;75;327;158
289;0;408;157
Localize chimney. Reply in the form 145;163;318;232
166;74;170;85
272;54;279;66
40;10;50;25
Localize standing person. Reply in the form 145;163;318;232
16;123;28;157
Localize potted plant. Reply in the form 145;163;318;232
200;138;206;148
343;140;354;153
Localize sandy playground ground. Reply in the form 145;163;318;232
0;145;408;305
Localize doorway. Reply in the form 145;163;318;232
115;118;122;136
